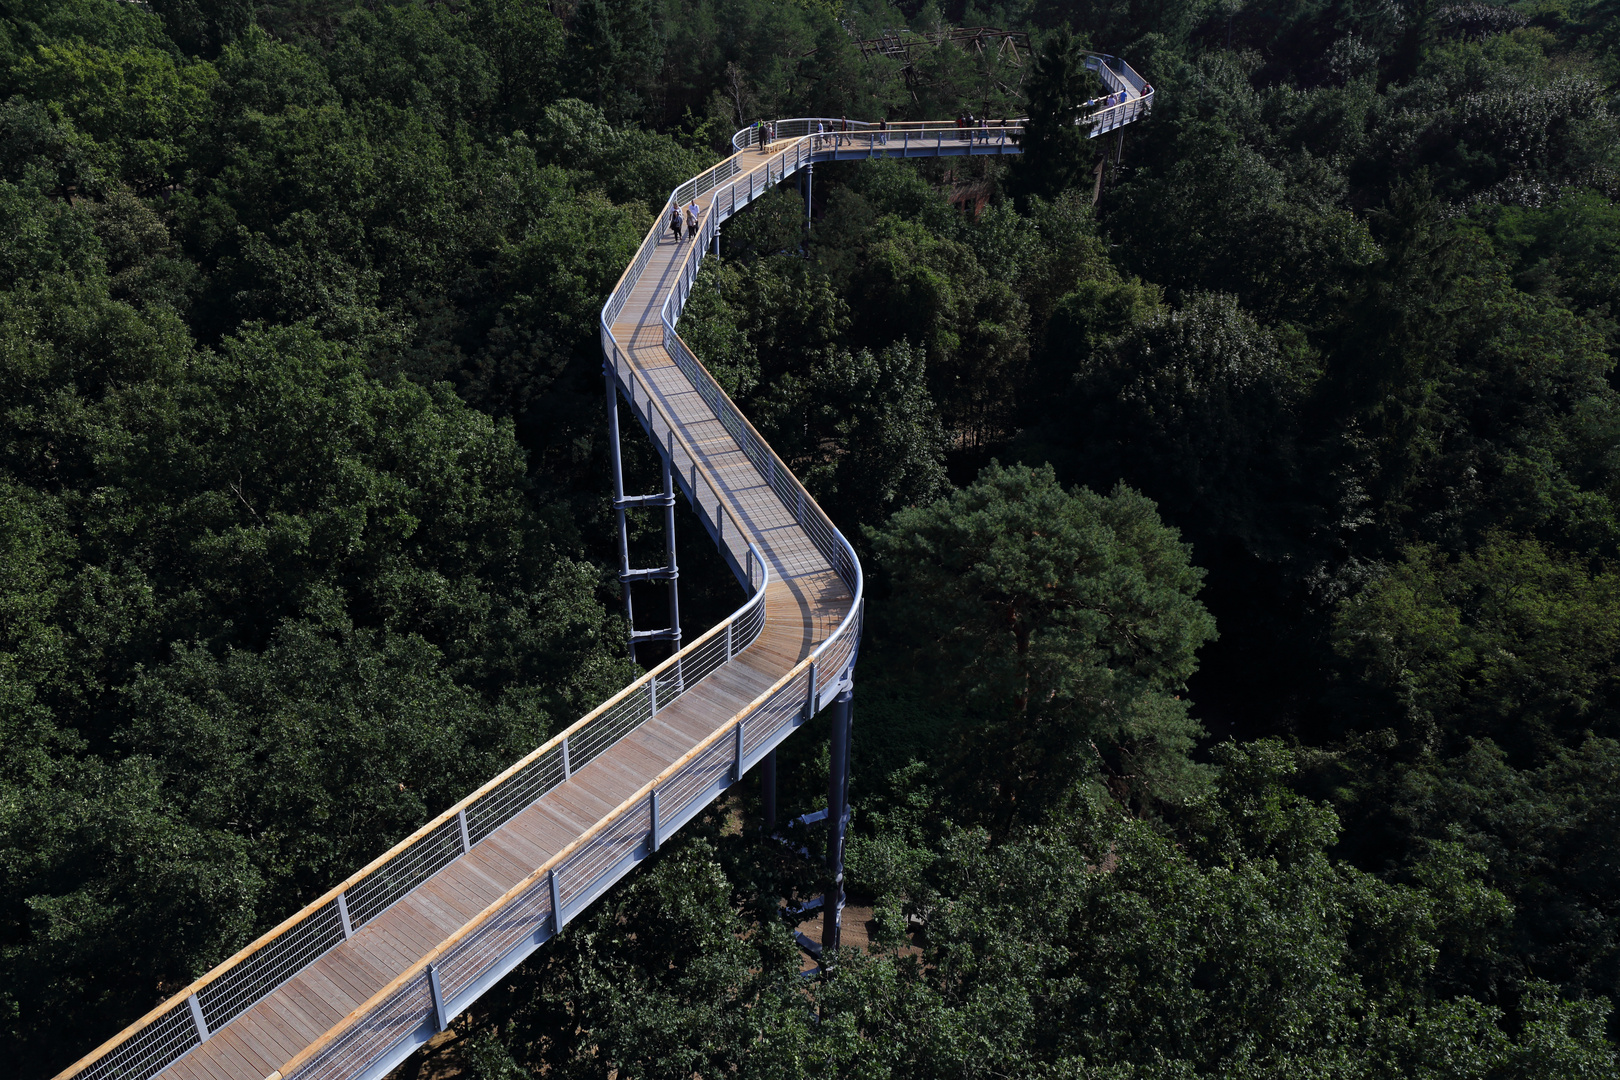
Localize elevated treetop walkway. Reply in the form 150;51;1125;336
53;69;1152;1080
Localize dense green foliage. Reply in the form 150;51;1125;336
6;0;1620;1076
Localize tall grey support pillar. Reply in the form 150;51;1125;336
805;163;813;226
822;685;853;957
762;749;777;832
660;445;682;665
604;367;682;661
605;366;635;656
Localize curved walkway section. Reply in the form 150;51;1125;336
54;89;1151;1080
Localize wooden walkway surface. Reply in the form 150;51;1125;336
152;142;849;1080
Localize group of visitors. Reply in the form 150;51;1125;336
1086;88;1134;110
811;117;855;149
668;199;702;243
751;118;776;149
955;113;1002;142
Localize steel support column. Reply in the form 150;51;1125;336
822;685;853;958
604;367;682;661
659;445;682;664
762;749;777;832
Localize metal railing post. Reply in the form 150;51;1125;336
186;994;210;1043
428;963;449;1032
549;868;564;933
457;809;472;854
650;789;661;852
662;432;683;673
561;736;572;779
336;891;354;939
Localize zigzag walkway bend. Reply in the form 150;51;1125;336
54;57;1152;1080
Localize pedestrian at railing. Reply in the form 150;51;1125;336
686;200;700;238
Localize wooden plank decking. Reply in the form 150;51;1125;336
153;142;850;1080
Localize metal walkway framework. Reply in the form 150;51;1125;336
54;57;1152;1080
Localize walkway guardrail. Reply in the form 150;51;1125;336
55;555;771;1080
729;53;1151;153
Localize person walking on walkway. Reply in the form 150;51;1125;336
670;202;683;243
686;199;700;238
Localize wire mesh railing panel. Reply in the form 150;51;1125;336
743;687;801;759
196;901;345;1031
557;799;651;909
284;974;432;1080
736;598;766;650
604;227;663;327
658;734;735;822
435;872;555;1000
465;745;566;844
74;999;198;1080
671;632;727;692
345;818;465;927
569;689;653;773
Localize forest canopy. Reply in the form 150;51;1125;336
5;0;1620;1076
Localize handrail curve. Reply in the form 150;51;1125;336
726;53;1152;152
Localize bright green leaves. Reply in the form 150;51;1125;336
12;42;217;192
870;462;1217;817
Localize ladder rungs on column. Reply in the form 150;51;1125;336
621;566;678;583
615;492;676;508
